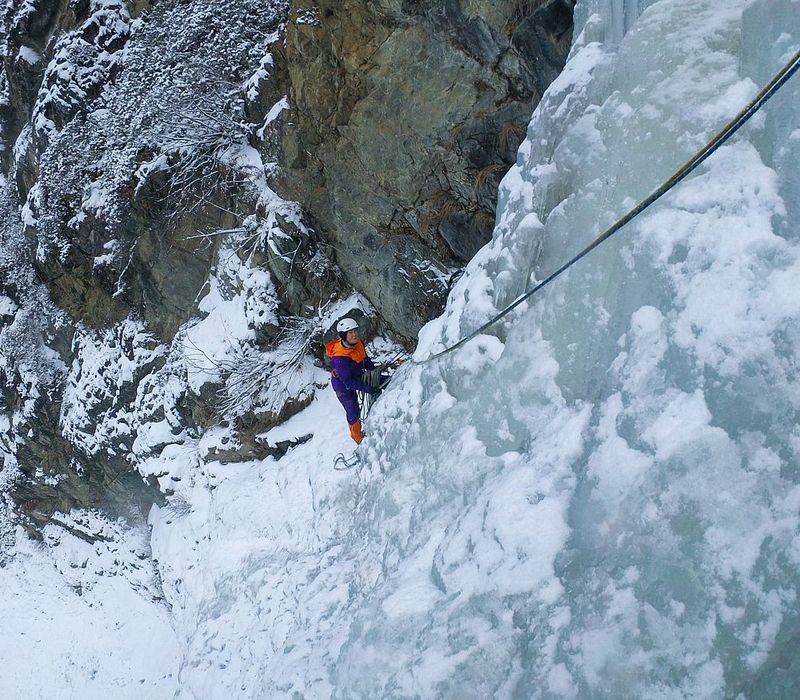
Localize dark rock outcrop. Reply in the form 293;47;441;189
275;0;574;337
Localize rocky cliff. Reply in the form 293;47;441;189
0;0;572;529
278;0;574;337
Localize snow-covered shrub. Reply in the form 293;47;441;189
175;231;323;420
215;315;320;419
29;113;129;263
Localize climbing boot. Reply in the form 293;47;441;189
348;419;363;444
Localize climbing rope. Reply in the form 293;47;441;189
417;48;800;364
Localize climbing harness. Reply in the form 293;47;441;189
417;48;800;364
358;358;406;417
358;370;387;417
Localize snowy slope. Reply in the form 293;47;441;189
143;0;800;697
0;512;179;699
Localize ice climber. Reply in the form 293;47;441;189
325;317;379;444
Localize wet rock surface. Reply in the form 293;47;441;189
277;0;574;337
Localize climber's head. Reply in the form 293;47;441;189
336;317;360;346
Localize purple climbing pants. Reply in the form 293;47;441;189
336;391;361;426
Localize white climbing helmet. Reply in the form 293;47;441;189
336;317;359;333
